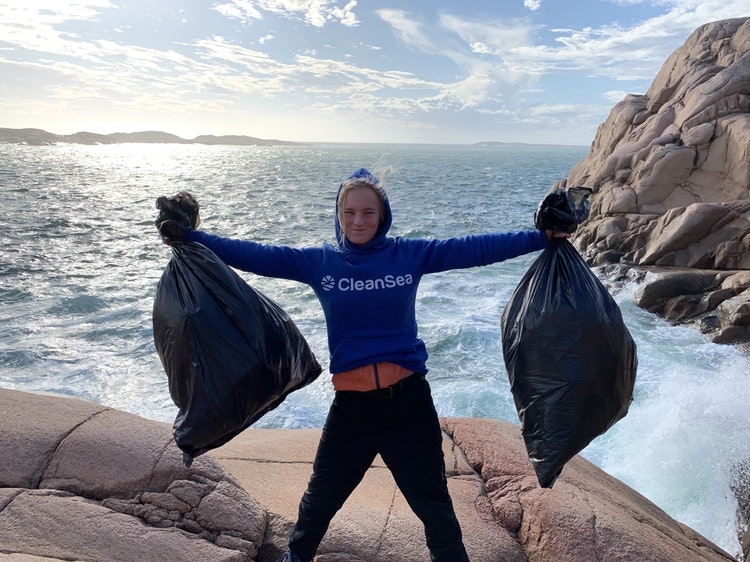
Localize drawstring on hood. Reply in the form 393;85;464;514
334;168;393;253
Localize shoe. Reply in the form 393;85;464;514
276;550;304;562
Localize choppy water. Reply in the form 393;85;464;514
1;142;748;558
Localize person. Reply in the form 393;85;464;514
156;168;568;562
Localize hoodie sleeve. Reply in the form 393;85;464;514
419;229;549;274
187;230;317;282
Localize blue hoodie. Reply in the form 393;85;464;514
187;168;549;375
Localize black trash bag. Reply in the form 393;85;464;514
154;191;200;243
153;216;322;466
501;189;636;488
534;185;593;233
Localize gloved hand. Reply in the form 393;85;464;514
155;192;200;244
155;217;189;243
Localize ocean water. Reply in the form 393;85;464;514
1;142;748;558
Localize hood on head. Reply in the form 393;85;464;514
334;167;392;251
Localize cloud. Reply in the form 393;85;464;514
194;36;298;91
376;9;436;52
330;0;359;27
293;54;442;93
0;1;118;56
3;0;116;24
541;0;749;78
2;0;748;144
435;0;749;89
213;1;262;23
214;0;360;27
440;14;533;59
428;70;496;109
602;89;634;102
435;13;661;83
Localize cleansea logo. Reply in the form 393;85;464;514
320;273;413;292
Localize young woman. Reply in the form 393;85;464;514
157;168;565;562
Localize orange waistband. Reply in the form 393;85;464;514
332;362;413;392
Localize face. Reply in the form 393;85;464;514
341;187;381;246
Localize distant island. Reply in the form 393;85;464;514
0;127;301;147
472;141;584;148
0;127;586;148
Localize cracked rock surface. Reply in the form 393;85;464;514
1;387;263;562
1;387;737;561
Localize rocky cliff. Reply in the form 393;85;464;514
562;17;750;346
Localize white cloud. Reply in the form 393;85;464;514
432;71;496;109
440;14;533;58
195;36;296;85
436;16;542;104
469;42;492;55
376;9;436;52
0;0;118;56
543;0;750;77
435;0;749;89
214;0;360;27
3;0;748;144
330;0;359;27
0;0;116;23
437;12;661;83
293;54;441;93
602;89;634;102
213;1;262;23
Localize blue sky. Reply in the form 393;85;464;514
1;1;747;145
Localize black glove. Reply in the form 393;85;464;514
155;217;189;243
155;192;200;243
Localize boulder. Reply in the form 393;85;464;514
560;17;750;345
0;387;738;561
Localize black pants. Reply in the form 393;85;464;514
288;374;470;562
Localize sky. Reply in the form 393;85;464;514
1;1;748;145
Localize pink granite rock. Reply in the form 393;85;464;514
0;388;264;561
0;388;738;562
561;17;750;345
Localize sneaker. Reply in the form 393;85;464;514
276;550;304;562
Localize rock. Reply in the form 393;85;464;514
0;388;263;561
442;418;736;562
0;387;738;561
559;17;750;345
733;460;750;562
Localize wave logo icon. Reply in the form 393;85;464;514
321;275;336;291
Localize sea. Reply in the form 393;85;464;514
1;142;748;559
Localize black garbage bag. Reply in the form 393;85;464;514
501;186;637;488
534;185;592;233
153;195;322;465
